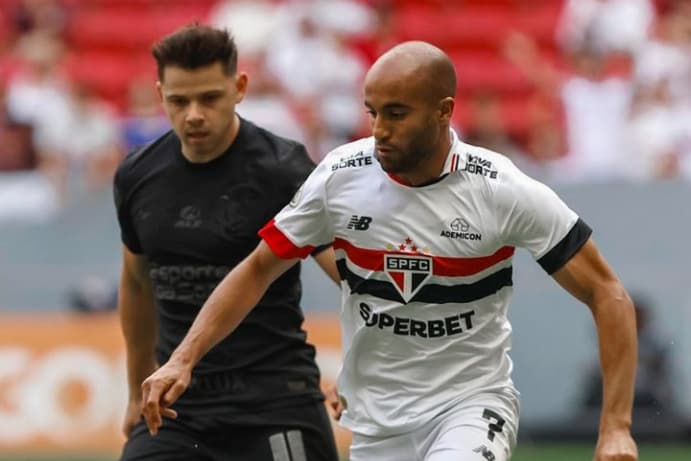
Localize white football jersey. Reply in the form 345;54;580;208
259;130;591;436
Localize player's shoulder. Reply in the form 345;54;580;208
322;136;376;174
240;118;312;171
115;130;177;185
454;141;533;189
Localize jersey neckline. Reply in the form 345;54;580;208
175;116;249;169
384;129;464;188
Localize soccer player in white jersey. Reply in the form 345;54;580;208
140;41;638;461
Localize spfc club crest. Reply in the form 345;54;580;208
384;254;432;303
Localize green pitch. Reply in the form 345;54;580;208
1;444;689;461
512;443;690;460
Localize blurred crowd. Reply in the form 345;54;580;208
0;0;690;225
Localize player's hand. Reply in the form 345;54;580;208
325;385;344;421
140;360;191;435
594;428;638;461
122;397;143;438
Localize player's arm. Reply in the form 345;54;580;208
117;245;159;436
141;240;298;434
312;245;340;285
551;238;638;461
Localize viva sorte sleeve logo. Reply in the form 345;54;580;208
384;237;433;303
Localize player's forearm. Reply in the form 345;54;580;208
168;255;274;371
119;281;158;397
313;246;341;285
591;284;637;433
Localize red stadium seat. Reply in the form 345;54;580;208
66;4;213;52
394;4;559;52
65;51;155;110
451;52;531;95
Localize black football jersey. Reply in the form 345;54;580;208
114;118;323;410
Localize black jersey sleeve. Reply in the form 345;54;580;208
113;157;143;254
272;142;333;256
276;142;317;199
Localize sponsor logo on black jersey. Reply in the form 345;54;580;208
331;150;373;171
384;254;432;302
175;206;202;228
462;154;498;179
150;264;231;303
347;215;372;230
441;217;482;240
135;208;150;221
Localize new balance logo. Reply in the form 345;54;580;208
347;215;372;231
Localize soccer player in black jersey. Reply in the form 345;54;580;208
113;25;339;461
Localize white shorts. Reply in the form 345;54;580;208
349;390;519;461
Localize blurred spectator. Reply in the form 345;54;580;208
120;75;170;153
462;89;558;181
558;39;634;183
209;0;282;58
0;31;65;222
264;0;368;157
0;112;58;222
36;80;122;197
5;31;70;128
9;0;67;39
348;0;400;65
307;0;375;37
631;0;691;179
624;81;688;180
0;91;36;172
557;0;655;55
505;32;634;183
634;0;691;103
463;90;523;157
0;168;59;224
211;0;371;157
521;89;568;167
236;54;309;151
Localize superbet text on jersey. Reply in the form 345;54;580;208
259;130;592;437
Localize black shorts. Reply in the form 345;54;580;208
120;401;339;461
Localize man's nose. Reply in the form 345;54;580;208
186;101;204;124
372;116;390;140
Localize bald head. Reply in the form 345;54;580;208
366;41;457;101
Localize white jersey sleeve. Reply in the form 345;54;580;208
258;159;334;259
494;161;592;274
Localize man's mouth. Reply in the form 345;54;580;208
187;132;209;141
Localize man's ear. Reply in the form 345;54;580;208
235;72;249;103
439;97;455;122
155;81;164;104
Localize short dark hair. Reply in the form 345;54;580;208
152;24;238;81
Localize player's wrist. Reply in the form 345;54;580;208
168;347;198;373
598;418;632;436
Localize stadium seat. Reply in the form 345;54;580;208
65;51;155;110
451;52;531;95
65;4;214;52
